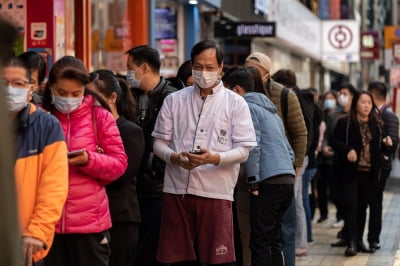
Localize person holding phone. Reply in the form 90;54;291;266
41;56;127;266
2;56;68;266
152;40;257;265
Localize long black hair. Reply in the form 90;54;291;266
90;70;138;123
42;56;109;112
349;90;383;127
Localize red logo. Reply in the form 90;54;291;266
328;25;353;49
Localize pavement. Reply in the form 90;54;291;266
296;189;400;266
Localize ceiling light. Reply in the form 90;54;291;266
189;0;198;4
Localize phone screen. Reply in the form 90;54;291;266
67;150;84;158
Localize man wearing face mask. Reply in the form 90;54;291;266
152;40;256;265
2;56;68;266
324;83;357;247
125;45;177;266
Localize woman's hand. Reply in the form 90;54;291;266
383;136;393;147
322;146;334;157
170;152;195;170
347;149;357;162
68;151;89;166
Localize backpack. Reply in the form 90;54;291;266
281;86;316;154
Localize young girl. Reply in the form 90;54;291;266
42;56;127;266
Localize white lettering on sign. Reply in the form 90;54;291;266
236;24;274;37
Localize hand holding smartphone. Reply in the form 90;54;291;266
189;149;204;155
67;149;85;158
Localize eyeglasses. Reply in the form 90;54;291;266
1;79;30;88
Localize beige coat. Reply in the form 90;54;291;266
265;79;307;168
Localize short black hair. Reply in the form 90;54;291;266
190;40;224;66
18;51;47;84
222;66;254;93
125;45;161;73
339;82;357;96
3;56;30;80
367;81;387;101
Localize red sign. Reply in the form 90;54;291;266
360;31;380;60
393;41;400;64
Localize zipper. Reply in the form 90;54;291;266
66;114;71;147
62;113;70;233
186;95;207;193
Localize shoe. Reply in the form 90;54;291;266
317;216;327;223
331;239;347;247
369;241;381;250
345;241;357;257
357;241;375;253
332;219;344;228
296;248;307;260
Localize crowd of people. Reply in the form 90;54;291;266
2;39;399;266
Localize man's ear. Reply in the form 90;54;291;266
27;84;34;102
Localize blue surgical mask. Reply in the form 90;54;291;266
323;99;336;110
126;70;141;88
5;85;29;113
53;95;84;114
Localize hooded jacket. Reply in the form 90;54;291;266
243;92;295;183
14;103;68;262
52;95;127;234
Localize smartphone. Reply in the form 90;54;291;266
67;149;85;158
189;149;203;155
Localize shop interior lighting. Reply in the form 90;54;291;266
189;0;198;4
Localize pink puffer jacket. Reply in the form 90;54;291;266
53;95;127;234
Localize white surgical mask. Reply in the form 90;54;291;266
126;70;141;88
5;85;29;113
337;94;350;107
192;70;219;89
53;95;84;114
323;99;336;110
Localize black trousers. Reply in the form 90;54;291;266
368;167;391;243
44;231;110;266
133;197;163;266
316;164;329;219
342;171;374;243
250;183;294;266
109;222;139;266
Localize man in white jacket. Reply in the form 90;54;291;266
152;40;256;265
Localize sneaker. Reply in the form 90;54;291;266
317;216;328;223
332;219;344;228
296;248;308;260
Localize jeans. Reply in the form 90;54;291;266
281;196;296;266
250;182;294;266
302;168;317;242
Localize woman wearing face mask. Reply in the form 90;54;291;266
89;70;145;266
315;91;337;224
41;56;128;266
332;91;391;257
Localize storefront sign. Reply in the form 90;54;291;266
322;20;360;62
214;21;275;38
360;31;379;60
155;8;176;40
269;0;321;60
384;26;400;69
